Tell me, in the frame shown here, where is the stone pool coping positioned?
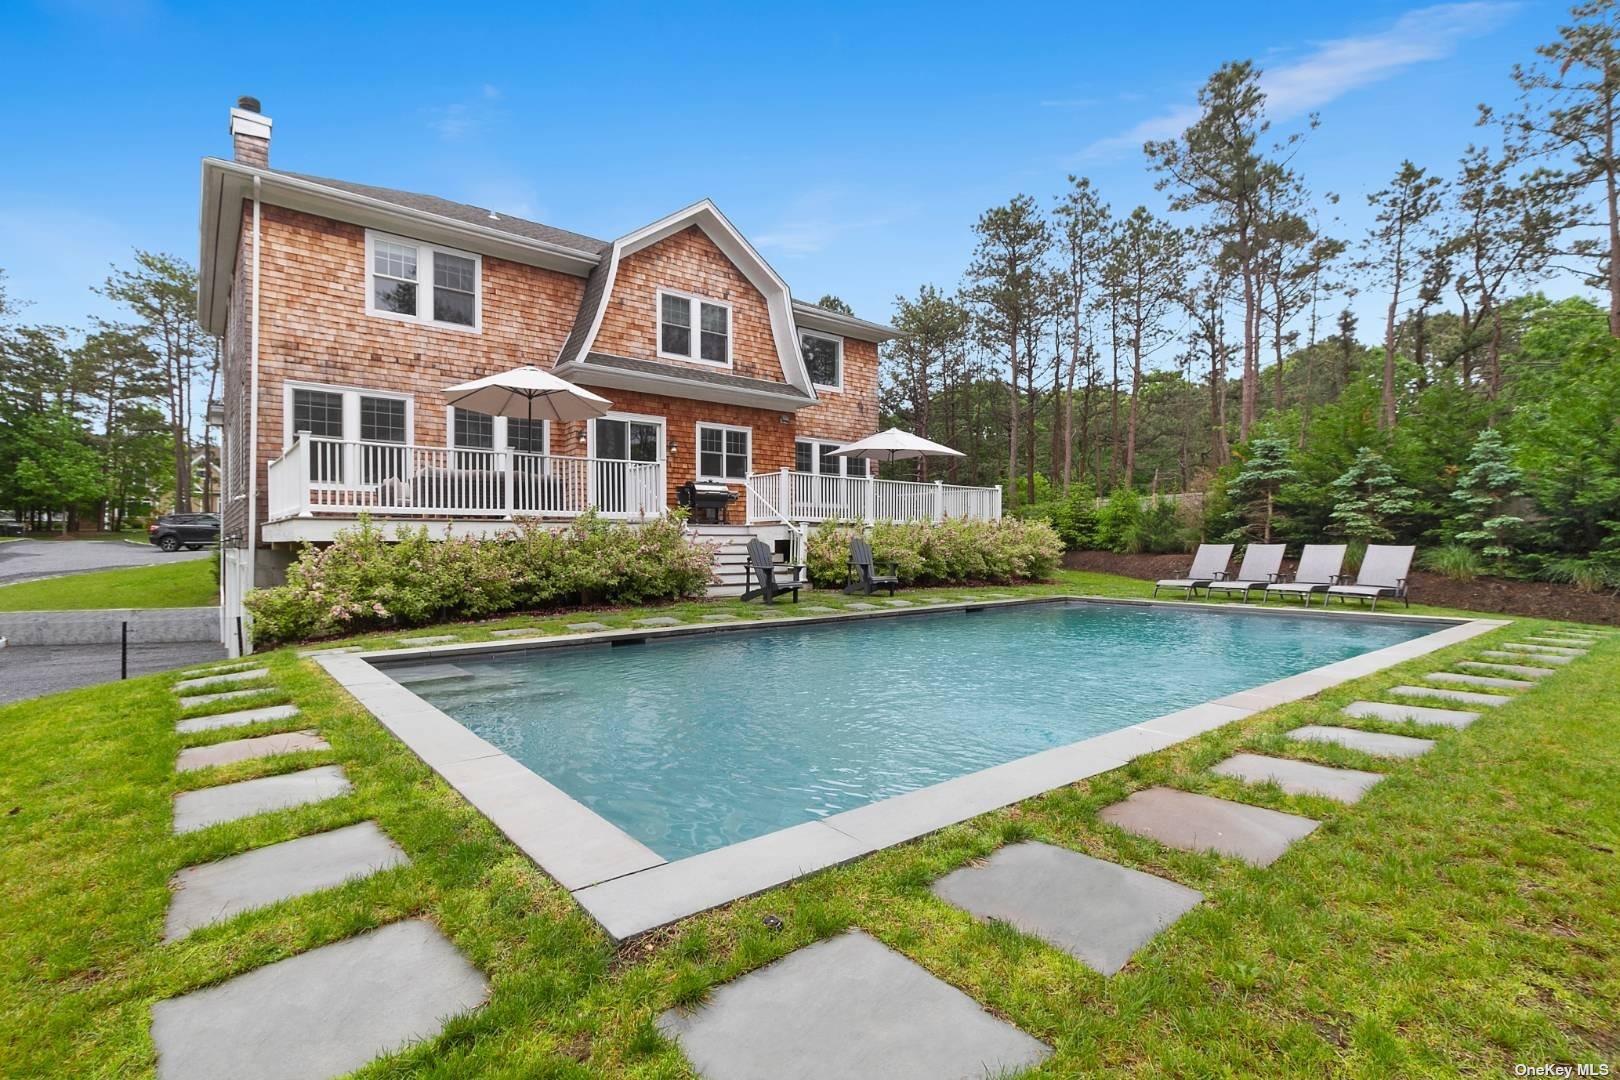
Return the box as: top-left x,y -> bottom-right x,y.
314,597 -> 1506,941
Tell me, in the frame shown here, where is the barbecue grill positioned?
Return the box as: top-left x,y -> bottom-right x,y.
677,480 -> 738,524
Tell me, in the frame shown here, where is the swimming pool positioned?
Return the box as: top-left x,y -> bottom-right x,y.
383,601 -> 1433,861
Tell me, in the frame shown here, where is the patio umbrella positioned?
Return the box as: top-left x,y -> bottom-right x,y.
442,365 -> 612,431
830,428 -> 966,464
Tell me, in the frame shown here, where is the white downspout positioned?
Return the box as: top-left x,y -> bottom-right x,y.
244,177 -> 263,650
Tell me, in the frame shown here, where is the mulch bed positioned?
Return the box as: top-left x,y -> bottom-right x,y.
1063,549 -> 1620,626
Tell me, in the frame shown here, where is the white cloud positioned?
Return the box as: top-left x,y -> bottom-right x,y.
754,188 -> 894,258
1079,2 -> 1518,159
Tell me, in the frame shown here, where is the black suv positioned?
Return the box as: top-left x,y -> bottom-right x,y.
148,513 -> 219,552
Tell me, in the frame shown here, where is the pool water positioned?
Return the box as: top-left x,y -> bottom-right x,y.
390,603 -> 1431,860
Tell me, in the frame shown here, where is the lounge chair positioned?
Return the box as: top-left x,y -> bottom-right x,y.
1325,544 -> 1415,610
1152,543 -> 1235,599
1204,543 -> 1287,603
844,536 -> 900,596
1262,544 -> 1346,607
742,539 -> 803,604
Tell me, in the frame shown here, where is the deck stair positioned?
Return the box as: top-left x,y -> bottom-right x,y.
688,524 -> 759,599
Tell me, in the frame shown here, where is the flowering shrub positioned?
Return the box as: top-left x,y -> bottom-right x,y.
246,512 -> 715,644
805,517 -> 1062,588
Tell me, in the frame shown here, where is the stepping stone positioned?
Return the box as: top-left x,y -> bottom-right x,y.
880,599 -> 914,607
1527,636 -> 1593,646
177,704 -> 301,735
844,602 -> 879,611
177,731 -> 329,772
1287,725 -> 1435,759
298,646 -> 362,657
150,919 -> 487,1080
395,635 -> 458,645
490,627 -> 543,638
1389,684 -> 1512,707
1210,752 -> 1383,804
1503,643 -> 1584,656
566,621 -> 610,633
1426,671 -> 1533,691
164,822 -> 408,940
699,613 -> 741,622
1457,661 -> 1553,678
174,668 -> 271,693
955,594 -> 985,601
179,688 -> 277,709
181,661 -> 259,678
1098,787 -> 1319,867
391,664 -> 472,685
1482,649 -> 1571,665
634,616 -> 683,627
1341,700 -> 1479,729
656,931 -> 1049,1080
172,766 -> 352,834
932,842 -> 1202,975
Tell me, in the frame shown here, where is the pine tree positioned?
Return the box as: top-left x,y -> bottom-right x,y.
1226,436 -> 1297,542
1327,447 -> 1416,542
1450,428 -> 1525,562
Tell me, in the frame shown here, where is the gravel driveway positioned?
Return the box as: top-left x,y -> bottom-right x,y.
0,539 -> 211,585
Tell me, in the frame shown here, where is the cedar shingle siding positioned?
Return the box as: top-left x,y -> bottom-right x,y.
224,202 -> 882,537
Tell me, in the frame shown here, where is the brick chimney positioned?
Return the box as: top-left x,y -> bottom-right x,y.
229,95 -> 271,168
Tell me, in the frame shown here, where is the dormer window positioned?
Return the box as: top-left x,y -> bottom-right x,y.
658,289 -> 730,366
800,329 -> 843,390
365,230 -> 480,331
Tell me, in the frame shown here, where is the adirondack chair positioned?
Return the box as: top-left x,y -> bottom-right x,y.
742,539 -> 803,604
1326,545 -> 1415,610
844,536 -> 900,596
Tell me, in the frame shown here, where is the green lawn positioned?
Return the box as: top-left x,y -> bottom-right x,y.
2,572 -> 1616,1076
0,558 -> 216,611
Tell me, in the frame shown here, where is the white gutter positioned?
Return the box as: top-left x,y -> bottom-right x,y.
246,177 -> 262,608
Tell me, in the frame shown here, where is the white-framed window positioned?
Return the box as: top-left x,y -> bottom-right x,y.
794,438 -> 865,477
365,229 -> 481,331
800,329 -> 844,390
447,407 -> 550,457
283,381 -> 414,485
697,422 -> 751,481
658,289 -> 731,366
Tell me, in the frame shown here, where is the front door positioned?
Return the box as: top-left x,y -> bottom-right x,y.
592,415 -> 662,514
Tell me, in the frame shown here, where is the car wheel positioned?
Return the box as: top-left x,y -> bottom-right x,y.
159,536 -> 180,552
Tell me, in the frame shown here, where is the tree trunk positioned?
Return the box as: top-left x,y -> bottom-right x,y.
1240,260 -> 1257,440
1381,223 -> 1404,429
1025,335 -> 1038,503
1006,328 -> 1019,506
1607,92 -> 1620,338
1125,338 -> 1142,483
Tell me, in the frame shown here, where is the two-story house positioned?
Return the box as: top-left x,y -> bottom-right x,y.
200,97 -> 998,650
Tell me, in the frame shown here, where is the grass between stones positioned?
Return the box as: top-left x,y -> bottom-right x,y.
0,558 -> 216,611
0,570 -> 1616,1076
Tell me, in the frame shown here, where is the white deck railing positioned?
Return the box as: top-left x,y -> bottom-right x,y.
266,435 -> 665,522
746,468 -> 1001,526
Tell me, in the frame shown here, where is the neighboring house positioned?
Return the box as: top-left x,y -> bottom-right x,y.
199,97 -> 998,652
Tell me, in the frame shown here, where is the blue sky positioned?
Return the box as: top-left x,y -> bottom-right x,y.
0,0 -> 1572,336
